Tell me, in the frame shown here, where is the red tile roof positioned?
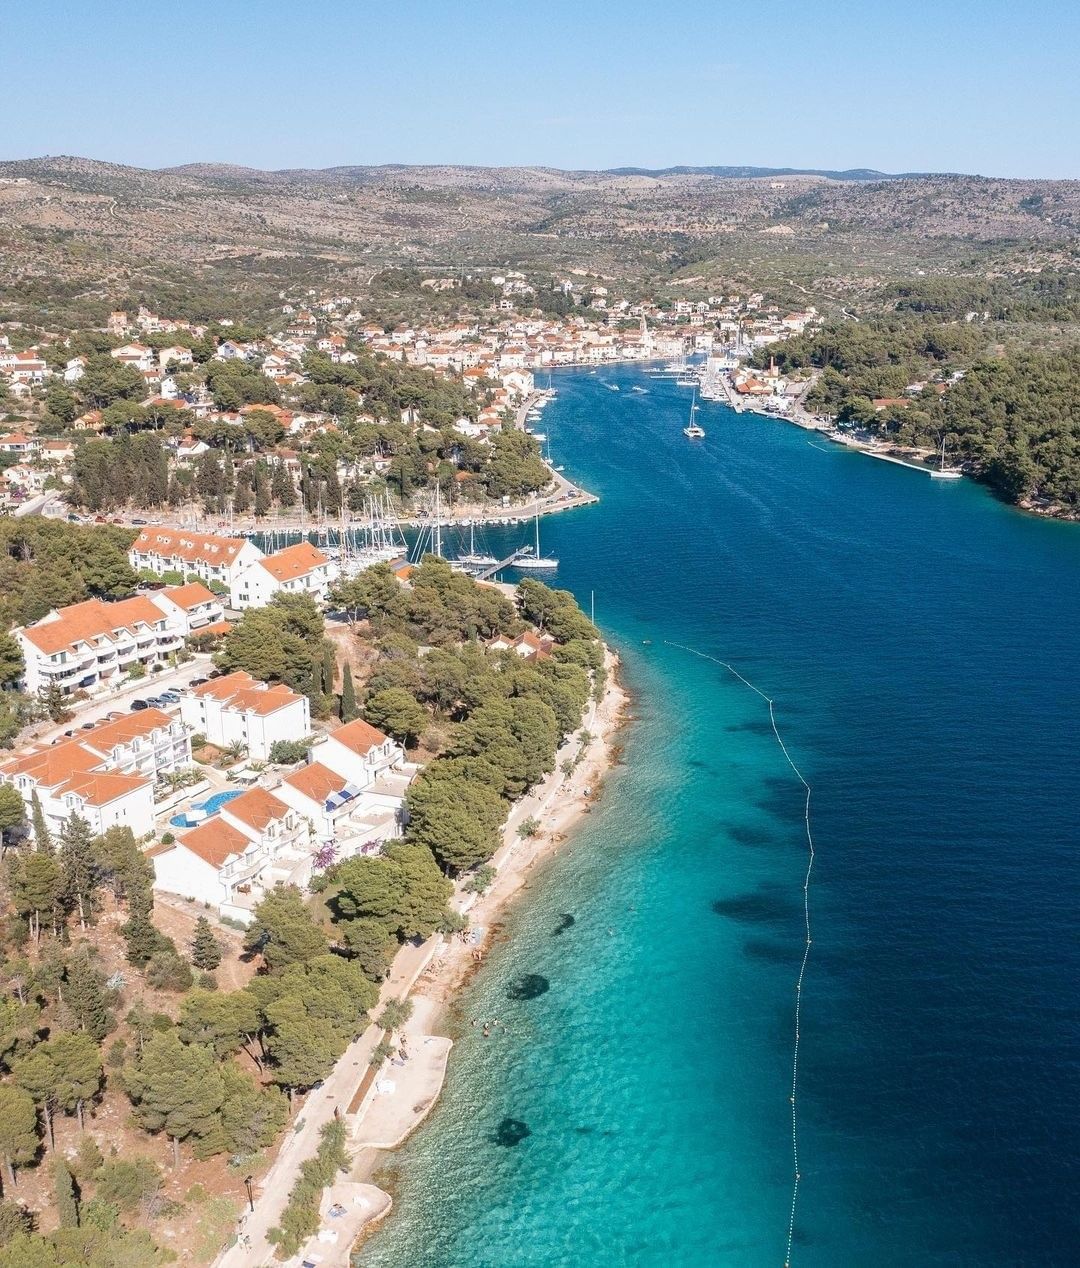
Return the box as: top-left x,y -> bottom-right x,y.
221,786 -> 291,834
159,582 -> 219,611
329,718 -> 389,756
178,819 -> 251,869
284,761 -> 344,803
19,596 -> 166,657
255,541 -> 329,583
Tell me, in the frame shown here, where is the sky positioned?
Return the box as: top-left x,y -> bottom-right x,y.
6,0 -> 1080,179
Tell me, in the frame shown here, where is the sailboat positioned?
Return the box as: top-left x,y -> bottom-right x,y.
929,435 -> 962,480
683,389 -> 706,438
515,513 -> 558,570
458,522 -> 497,568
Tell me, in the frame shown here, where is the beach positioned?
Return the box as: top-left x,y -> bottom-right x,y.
260,648 -> 629,1266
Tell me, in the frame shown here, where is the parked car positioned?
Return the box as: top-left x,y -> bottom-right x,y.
81,721 -> 96,730
130,700 -> 149,711
207,668 -> 225,679
189,677 -> 208,687
159,691 -> 180,704
131,518 -> 148,526
145,697 -> 166,708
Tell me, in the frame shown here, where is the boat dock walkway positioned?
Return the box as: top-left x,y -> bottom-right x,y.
464,547 -> 535,580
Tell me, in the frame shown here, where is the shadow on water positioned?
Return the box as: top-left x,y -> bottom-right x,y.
506,973 -> 551,1001
741,938 -> 796,965
491,1118 -> 531,1147
711,887 -> 802,925
724,822 -> 779,847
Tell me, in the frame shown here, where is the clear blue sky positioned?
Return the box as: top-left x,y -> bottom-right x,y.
7,0 -> 1080,178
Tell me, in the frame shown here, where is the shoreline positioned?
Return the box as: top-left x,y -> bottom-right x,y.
343,648 -> 630,1258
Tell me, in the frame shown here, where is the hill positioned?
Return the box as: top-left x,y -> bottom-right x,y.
1,155 -> 1079,324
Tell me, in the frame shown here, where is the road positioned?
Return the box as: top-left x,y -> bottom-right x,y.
24,654 -> 215,746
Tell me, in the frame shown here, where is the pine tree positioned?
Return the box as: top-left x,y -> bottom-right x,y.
0,1085 -> 38,1192
65,948 -> 114,1043
253,462 -> 272,518
11,851 -> 63,941
124,1031 -> 225,1169
189,917 -> 222,972
0,787 -> 25,857
271,462 -> 296,507
59,814 -> 100,930
53,1156 -> 79,1228
30,792 -> 51,855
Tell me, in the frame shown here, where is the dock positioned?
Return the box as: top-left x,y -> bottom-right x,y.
461,547 -> 536,580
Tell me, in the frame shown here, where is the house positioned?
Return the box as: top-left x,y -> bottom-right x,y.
150,786 -> 308,922
0,433 -> 39,456
0,707 -> 191,837
129,527 -> 262,590
40,439 -> 75,463
3,351 -> 48,384
63,357 -> 86,383
110,343 -> 155,373
157,345 -> 193,369
151,582 -> 225,636
175,433 -> 209,461
179,671 -> 310,760
276,758 -> 408,849
13,595 -> 185,697
229,541 -> 336,609
315,717 -> 404,788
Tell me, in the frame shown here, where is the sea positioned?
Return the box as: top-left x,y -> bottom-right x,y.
358,364 -> 1080,1267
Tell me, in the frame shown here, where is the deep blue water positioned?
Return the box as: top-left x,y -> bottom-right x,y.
361,365 -> 1080,1266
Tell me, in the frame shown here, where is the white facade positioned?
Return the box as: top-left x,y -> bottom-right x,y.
179,671 -> 310,760
151,786 -> 311,922
14,596 -> 185,698
0,707 -> 191,838
315,718 -> 405,788
229,542 -> 336,610
129,528 -> 262,591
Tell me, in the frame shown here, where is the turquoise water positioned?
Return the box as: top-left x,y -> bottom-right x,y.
361,366 -> 1080,1266
169,787 -> 243,828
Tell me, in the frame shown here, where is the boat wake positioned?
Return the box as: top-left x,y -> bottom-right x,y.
663,641 -> 815,1268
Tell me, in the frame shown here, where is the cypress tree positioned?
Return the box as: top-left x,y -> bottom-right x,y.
30,792 -> 52,855
189,917 -> 222,972
53,1156 -> 79,1228
321,645 -> 336,697
340,664 -> 358,721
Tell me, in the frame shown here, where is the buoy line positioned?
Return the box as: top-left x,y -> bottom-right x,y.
663,641 -> 814,1267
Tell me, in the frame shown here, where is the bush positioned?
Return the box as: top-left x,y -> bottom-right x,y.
463,864 -> 496,895
517,817 -> 540,839
266,1120 -> 348,1259
160,831 -> 174,845
376,998 -> 413,1031
95,1157 -> 163,1212
268,738 -> 312,765
145,951 -> 194,992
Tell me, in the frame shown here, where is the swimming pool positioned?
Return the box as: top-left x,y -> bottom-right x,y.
169,788 -> 244,829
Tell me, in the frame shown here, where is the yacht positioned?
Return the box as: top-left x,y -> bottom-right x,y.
929,436 -> 963,480
683,390 -> 706,439
457,523 -> 498,568
515,513 -> 558,570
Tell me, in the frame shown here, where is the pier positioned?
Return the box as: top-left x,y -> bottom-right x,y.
460,547 -> 535,580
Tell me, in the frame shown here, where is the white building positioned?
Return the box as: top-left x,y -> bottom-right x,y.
150,582 -> 226,637
229,541 -> 336,610
179,671 -> 310,760
150,785 -> 310,922
0,709 -> 191,837
129,528 -> 262,591
14,595 -> 185,697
